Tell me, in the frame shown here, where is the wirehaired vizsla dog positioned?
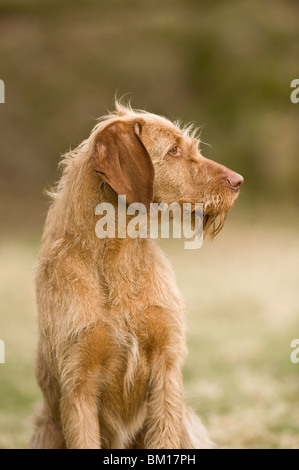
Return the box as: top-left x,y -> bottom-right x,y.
29,102 -> 243,449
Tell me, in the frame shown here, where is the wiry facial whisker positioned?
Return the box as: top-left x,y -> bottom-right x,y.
203,212 -> 227,238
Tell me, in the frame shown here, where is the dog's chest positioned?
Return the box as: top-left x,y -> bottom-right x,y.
96,241 -> 186,440
97,326 -> 150,439
98,303 -> 184,412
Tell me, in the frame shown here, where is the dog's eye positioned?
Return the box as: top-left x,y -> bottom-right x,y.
168,146 -> 181,157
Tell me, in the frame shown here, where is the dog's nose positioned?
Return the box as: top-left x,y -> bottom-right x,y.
226,171 -> 244,190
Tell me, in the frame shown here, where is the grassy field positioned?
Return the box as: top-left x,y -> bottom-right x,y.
0,210 -> 299,448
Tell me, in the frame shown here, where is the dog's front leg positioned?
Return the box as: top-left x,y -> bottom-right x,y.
60,381 -> 100,449
59,325 -> 104,449
144,356 -> 184,449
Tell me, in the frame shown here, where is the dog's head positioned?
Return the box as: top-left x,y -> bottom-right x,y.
92,102 -> 243,236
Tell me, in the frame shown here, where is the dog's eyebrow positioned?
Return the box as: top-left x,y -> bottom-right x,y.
190,138 -> 200,150
170,132 -> 183,142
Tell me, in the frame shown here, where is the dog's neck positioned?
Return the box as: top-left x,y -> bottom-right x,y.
47,156 -> 153,257
43,155 -> 176,307
97,180 -> 155,254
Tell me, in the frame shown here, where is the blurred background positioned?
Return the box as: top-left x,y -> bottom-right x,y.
0,0 -> 298,448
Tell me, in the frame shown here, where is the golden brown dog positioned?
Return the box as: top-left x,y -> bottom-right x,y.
29,102 -> 243,449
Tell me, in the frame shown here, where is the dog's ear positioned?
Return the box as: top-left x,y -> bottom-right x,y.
92,121 -> 154,208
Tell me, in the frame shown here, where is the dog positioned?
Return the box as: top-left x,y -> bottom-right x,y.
29,101 -> 243,449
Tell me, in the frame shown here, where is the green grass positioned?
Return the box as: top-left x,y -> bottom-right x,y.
0,215 -> 299,448
0,238 -> 41,448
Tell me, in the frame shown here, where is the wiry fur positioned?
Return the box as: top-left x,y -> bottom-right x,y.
29,102 -> 242,449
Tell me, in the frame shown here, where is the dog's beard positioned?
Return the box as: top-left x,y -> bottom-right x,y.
203,212 -> 227,238
202,190 -> 238,238
188,208 -> 227,239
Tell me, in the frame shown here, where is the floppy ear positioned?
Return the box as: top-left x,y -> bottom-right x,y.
92,121 -> 154,208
